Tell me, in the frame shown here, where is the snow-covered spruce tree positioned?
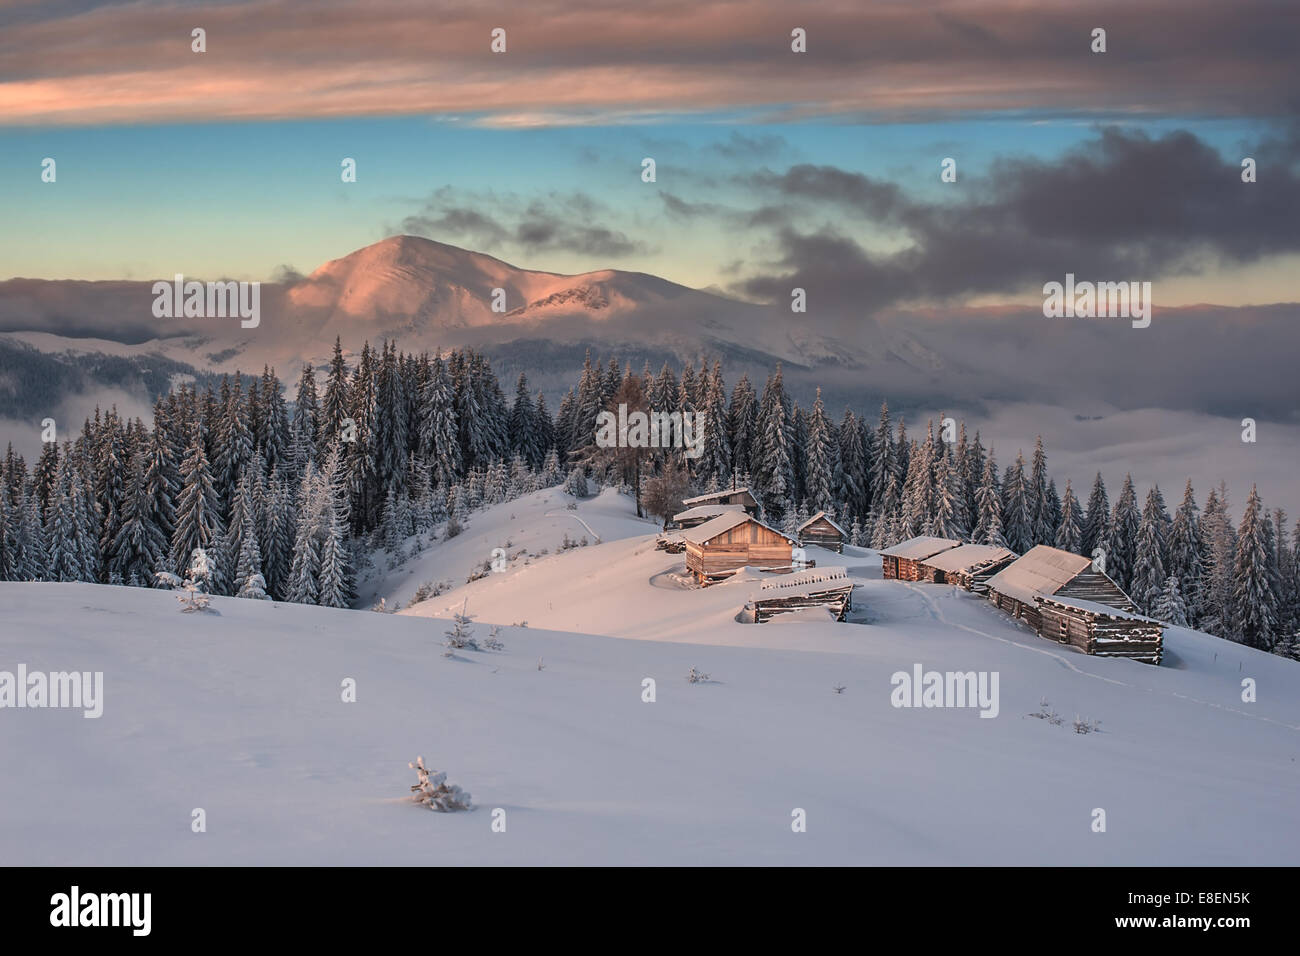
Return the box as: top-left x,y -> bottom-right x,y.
1131,486 -> 1170,614
540,448 -> 563,488
171,421 -> 225,576
868,402 -> 894,515
407,756 -> 472,812
291,361 -> 319,477
1080,472 -> 1110,560
927,450 -> 964,541
110,452 -> 168,587
286,465 -> 323,604
1000,452 -> 1032,555
835,409 -> 869,521
697,361 -> 733,489
802,388 -> 836,515
234,504 -> 268,599
1231,485 -> 1278,649
317,511 -> 349,608
1054,479 -> 1083,554
443,599 -> 478,650
1105,475 -> 1140,593
563,467 -> 589,499
1197,485 -> 1236,636
1167,479 -> 1203,618
1152,575 -> 1188,627
972,453 -> 1005,547
177,547 -> 215,612
754,365 -> 793,519
726,374 -> 759,478
1028,436 -> 1052,547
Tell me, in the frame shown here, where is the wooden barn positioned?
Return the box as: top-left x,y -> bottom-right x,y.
683,512 -> 796,585
1034,595 -> 1163,665
880,536 -> 961,580
797,511 -> 847,553
985,545 -> 1136,634
750,567 -> 854,622
916,544 -> 1017,591
679,487 -> 761,517
670,503 -> 745,530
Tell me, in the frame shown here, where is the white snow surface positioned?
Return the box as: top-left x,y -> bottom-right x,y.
2,490 -> 1298,865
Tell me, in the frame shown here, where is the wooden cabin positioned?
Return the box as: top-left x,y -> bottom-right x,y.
679,487 -> 761,517
750,567 -> 854,622
670,503 -> 745,530
916,544 -> 1017,591
1034,595 -> 1163,665
880,536 -> 961,580
986,545 -> 1135,634
797,511 -> 847,553
683,512 -> 795,585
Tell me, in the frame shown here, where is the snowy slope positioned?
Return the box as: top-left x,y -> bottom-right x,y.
2,494 -> 1298,865
357,486 -> 660,610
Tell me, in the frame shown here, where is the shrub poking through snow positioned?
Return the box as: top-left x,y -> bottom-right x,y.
1073,715 -> 1101,735
1029,697 -> 1063,725
444,599 -> 478,651
686,667 -> 711,683
407,756 -> 472,812
482,625 -> 505,651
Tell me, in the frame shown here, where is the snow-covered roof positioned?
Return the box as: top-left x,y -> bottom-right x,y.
879,536 -> 962,560
758,566 -> 850,596
681,511 -> 795,546
673,503 -> 745,522
1035,594 -> 1161,625
921,544 -> 1016,574
681,487 -> 754,506
797,511 -> 847,537
985,545 -> 1092,605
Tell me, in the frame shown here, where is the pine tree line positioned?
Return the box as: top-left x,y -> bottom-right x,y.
0,342 -> 1295,655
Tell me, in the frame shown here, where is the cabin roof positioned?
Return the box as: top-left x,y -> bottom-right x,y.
797,511 -> 847,537
1035,594 -> 1162,624
681,511 -> 795,546
879,536 -> 962,560
986,545 -> 1092,605
921,543 -> 1016,574
681,487 -> 754,506
672,503 -> 745,522
757,566 -> 849,596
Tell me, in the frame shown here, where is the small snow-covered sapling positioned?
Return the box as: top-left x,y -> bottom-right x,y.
407,756 -> 472,812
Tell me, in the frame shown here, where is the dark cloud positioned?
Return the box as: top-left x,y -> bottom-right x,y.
400,188 -> 651,258
730,126 -> 1300,313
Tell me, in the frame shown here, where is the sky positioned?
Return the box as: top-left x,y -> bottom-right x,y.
1,0 -> 1298,311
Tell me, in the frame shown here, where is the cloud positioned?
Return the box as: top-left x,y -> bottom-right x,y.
2,0 -> 1297,125
398,188 -> 651,258
728,126 -> 1300,313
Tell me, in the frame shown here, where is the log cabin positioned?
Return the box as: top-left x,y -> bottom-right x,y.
683,512 -> 796,585
916,544 -> 1017,591
797,511 -> 847,553
1034,594 -> 1163,664
750,566 -> 854,622
679,487 -> 761,516
670,503 -> 745,530
880,536 -> 962,580
985,545 -> 1135,634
